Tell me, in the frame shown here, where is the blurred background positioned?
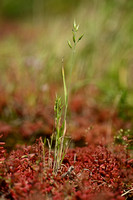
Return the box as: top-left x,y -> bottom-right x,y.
0,0 -> 133,148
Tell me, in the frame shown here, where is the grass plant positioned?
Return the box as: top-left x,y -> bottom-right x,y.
41,21 -> 84,175
52,21 -> 83,174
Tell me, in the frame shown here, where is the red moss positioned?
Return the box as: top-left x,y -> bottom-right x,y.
0,139 -> 132,200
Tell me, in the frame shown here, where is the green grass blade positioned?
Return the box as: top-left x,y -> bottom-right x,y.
62,67 -> 68,107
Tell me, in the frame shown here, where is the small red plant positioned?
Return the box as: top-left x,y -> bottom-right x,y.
0,139 -> 132,200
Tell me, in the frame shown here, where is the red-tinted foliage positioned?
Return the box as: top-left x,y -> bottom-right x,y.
0,122 -> 12,138
0,138 -> 132,200
0,85 -> 133,199
0,134 -> 6,163
0,85 -> 132,149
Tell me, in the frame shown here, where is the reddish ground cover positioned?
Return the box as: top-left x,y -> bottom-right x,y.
0,85 -> 132,149
0,85 -> 133,199
0,137 -> 133,200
